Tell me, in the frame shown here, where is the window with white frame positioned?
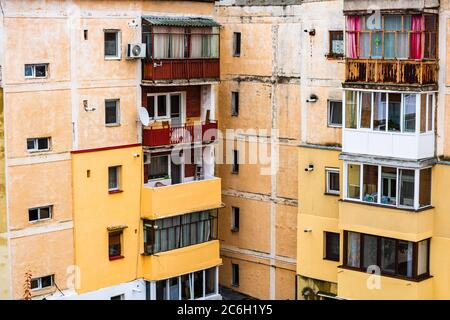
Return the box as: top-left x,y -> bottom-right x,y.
28,205 -> 52,222
151,267 -> 218,300
148,155 -> 170,181
31,275 -> 54,291
108,166 -> 121,192
147,93 -> 183,120
344,162 -> 432,209
344,91 -> 435,133
27,137 -> 51,152
25,64 -> 48,79
105,99 -> 120,125
328,100 -> 342,127
104,30 -> 121,59
325,168 -> 340,195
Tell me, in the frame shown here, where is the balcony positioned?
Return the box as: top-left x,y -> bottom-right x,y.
143,59 -> 220,82
345,59 -> 438,86
338,200 -> 433,242
142,122 -> 218,148
141,240 -> 221,281
141,177 -> 222,220
337,268 -> 434,300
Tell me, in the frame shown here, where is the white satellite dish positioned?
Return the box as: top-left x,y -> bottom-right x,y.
139,107 -> 150,126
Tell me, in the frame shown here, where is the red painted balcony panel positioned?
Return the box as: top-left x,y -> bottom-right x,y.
143,59 -> 220,81
143,122 -> 218,147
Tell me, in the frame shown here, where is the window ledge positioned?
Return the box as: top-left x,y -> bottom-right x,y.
231,284 -> 239,288
324,192 -> 340,197
337,265 -> 433,283
323,257 -> 340,262
104,57 -> 121,61
109,255 -> 124,261
339,199 -> 434,213
231,228 -> 239,233
105,123 -> 121,127
326,54 -> 344,60
108,189 -> 123,194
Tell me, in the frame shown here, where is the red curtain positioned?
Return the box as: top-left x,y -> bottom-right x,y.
346,16 -> 361,58
410,15 -> 423,59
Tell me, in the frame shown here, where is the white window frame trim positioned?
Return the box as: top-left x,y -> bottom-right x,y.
31,275 -> 54,291
24,63 -> 49,79
147,92 -> 186,122
105,99 -> 121,126
28,205 -> 53,223
27,137 -> 51,153
108,166 -> 121,192
104,29 -> 122,60
325,167 -> 340,195
328,100 -> 343,128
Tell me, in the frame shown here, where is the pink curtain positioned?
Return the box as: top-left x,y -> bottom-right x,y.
346,16 -> 361,58
410,15 -> 423,59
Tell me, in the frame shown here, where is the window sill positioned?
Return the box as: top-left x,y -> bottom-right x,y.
339,199 -> 434,213
231,228 -> 239,233
27,149 -> 51,154
104,56 -> 121,61
29,218 -> 52,224
327,124 -> 342,129
338,265 -> 433,283
109,255 -> 124,261
108,189 -> 123,194
231,171 -> 239,175
323,257 -> 340,262
324,192 -> 340,197
105,123 -> 121,127
231,284 -> 239,288
326,54 -> 344,60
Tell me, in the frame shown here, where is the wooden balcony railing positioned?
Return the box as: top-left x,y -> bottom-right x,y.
142,121 -> 218,147
143,59 -> 220,81
345,58 -> 438,85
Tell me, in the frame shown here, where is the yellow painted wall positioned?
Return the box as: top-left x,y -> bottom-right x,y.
72,145 -> 142,294
140,240 -> 221,281
141,177 -> 222,220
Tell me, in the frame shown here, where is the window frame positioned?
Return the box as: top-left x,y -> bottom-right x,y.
108,230 -> 124,260
344,162 -> 432,210
108,165 -> 122,192
231,206 -> 240,232
343,231 -> 431,281
324,231 -> 341,262
328,100 -> 343,127
104,29 -> 121,60
146,92 -> 184,121
231,91 -> 239,117
26,137 -> 51,152
328,30 -> 344,58
148,154 -> 171,182
30,275 -> 54,291
28,205 -> 53,223
325,168 -> 340,195
105,99 -> 120,126
24,63 -> 49,79
233,32 -> 241,57
231,149 -> 239,174
231,263 -> 239,287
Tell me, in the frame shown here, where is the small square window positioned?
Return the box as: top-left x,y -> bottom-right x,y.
28,205 -> 52,222
324,232 -> 340,261
231,263 -> 239,286
231,207 -> 240,232
24,64 -> 48,79
27,137 -> 50,152
109,231 -> 123,259
328,31 -> 344,58
108,166 -> 121,192
31,275 -> 54,291
233,32 -> 241,57
328,101 -> 342,127
105,99 -> 120,125
231,92 -> 239,116
326,168 -> 340,195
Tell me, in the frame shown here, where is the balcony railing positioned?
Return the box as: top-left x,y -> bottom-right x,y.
345,58 -> 438,85
143,59 -> 220,81
142,121 -> 218,147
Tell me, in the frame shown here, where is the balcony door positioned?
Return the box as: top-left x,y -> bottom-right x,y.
171,161 -> 182,185
170,94 -> 182,127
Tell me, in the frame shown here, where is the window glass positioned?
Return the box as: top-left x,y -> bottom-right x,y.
25,65 -> 33,77
157,95 -> 167,118
147,96 -> 155,118
371,32 -> 383,58
39,207 -> 51,220
327,170 -> 340,193
346,232 -> 360,268
41,275 -> 53,288
419,168 -> 432,207
329,101 -> 342,126
399,169 -> 415,207
363,165 -> 378,203
27,139 -> 35,150
388,93 -> 401,132
345,91 -> 357,128
417,239 -> 429,276
325,232 -> 340,261
149,156 -> 169,180
181,274 -> 192,300
403,94 -> 416,132
105,100 -> 118,124
397,240 -> 413,278
108,166 -> 119,190
381,238 -> 396,273
205,267 -> 216,295
373,92 -> 387,131
381,167 -> 397,205
360,93 -> 371,129
427,94 -> 433,131
359,32 -> 371,58
384,33 -> 395,58
156,280 -> 167,300
231,92 -> 239,116
169,277 -> 179,300
233,32 -> 241,56
330,31 -> 344,55
232,264 -> 239,286
105,31 -> 118,57
28,208 -> 39,221
35,65 -> 47,77
347,164 -> 361,200
362,234 -> 378,269
193,271 -> 204,299
420,94 -> 427,133
108,232 -> 121,258
37,138 -> 49,150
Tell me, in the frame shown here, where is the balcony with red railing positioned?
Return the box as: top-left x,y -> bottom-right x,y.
143,59 -> 220,81
142,121 -> 218,148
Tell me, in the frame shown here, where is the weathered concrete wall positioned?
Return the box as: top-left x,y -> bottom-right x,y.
343,0 -> 440,12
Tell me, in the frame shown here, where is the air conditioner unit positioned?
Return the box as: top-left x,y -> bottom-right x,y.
127,43 -> 146,59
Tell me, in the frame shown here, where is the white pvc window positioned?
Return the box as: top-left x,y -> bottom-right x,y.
344,90 -> 435,134
104,30 -> 121,59
31,275 -> 54,291
25,64 -> 48,78
147,93 -> 183,120
326,168 -> 340,194
344,162 -> 432,210
27,137 -> 50,152
28,205 -> 52,222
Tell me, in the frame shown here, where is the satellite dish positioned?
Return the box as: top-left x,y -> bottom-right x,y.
139,107 -> 150,126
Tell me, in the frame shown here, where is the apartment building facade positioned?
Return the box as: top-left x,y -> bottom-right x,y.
0,0 -> 222,300
298,0 -> 450,300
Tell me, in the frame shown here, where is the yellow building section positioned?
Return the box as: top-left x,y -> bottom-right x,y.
72,144 -> 142,294
297,146 -> 342,282
141,177 -> 222,220
139,240 -> 221,281
0,87 -> 11,299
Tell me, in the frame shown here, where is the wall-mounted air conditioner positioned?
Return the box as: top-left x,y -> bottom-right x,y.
127,43 -> 146,59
